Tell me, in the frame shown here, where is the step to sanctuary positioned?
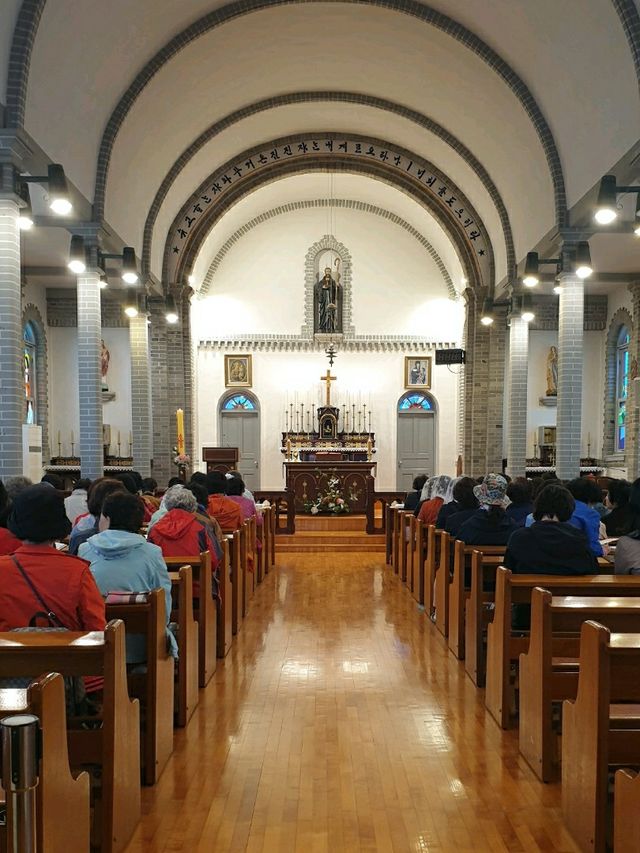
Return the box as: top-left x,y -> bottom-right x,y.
275,514 -> 385,553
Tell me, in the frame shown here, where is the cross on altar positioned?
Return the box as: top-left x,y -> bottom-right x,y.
321,369 -> 337,406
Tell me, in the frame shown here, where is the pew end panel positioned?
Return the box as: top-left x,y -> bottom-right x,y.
218,538 -> 233,657
615,769 -> 640,853
169,567 -> 199,728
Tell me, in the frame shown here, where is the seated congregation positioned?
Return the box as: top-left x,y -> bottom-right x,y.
0,468 -> 275,852
392,470 -> 640,852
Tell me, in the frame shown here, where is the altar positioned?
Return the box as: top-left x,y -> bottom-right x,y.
284,461 -> 376,513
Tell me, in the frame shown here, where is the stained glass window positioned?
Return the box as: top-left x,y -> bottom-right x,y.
23,322 -> 36,425
223,394 -> 256,411
616,326 -> 630,452
398,393 -> 433,412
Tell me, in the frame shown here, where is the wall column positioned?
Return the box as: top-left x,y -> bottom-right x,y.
626,282 -> 640,479
129,308 -> 152,478
485,307 -> 508,473
77,268 -> 104,480
556,272 -> 584,480
149,296 -> 171,484
506,315 -> 529,479
0,194 -> 23,478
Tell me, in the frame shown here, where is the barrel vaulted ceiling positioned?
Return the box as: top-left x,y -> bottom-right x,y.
3,0 -> 640,292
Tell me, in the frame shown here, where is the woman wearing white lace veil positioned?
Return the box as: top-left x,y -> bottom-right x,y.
418,475 -> 452,526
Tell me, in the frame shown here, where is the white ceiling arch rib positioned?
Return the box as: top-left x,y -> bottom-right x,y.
140,90 -> 515,284
199,198 -> 458,299
164,135 -> 492,294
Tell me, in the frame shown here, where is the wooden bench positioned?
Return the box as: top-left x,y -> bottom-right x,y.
447,543 -> 506,662
217,537 -> 233,658
169,566 -> 199,728
519,589 -> 640,782
0,672 -> 91,853
562,623 -> 640,853
385,504 -> 394,566
0,621 -> 140,853
433,531 -> 451,636
106,589 -> 174,785
421,524 -> 439,614
485,568 -> 640,729
615,768 -> 640,853
165,552 -> 216,688
226,531 -> 243,635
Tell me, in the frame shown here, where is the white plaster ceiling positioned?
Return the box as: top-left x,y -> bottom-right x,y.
190,172 -> 466,293
3,0 -> 638,285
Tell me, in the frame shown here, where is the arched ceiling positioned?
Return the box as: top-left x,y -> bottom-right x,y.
3,0 -> 640,290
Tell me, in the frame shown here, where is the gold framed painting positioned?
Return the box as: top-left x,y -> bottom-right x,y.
225,354 -> 252,388
404,356 -> 432,389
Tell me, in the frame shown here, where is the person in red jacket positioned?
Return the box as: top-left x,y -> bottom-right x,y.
0,479 -> 21,556
205,471 -> 243,532
0,484 -> 106,632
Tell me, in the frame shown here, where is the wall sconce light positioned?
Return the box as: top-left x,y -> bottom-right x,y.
67,235 -> 86,274
22,164 -> 73,216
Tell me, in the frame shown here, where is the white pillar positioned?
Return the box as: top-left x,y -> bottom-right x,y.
0,196 -> 24,478
129,311 -> 152,477
556,272 -> 584,480
77,269 -> 104,480
507,315 -> 529,478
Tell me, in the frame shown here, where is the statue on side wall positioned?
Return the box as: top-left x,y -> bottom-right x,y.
546,345 -> 558,396
101,339 -> 110,391
314,259 -> 342,334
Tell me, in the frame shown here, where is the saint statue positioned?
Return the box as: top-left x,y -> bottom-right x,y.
315,264 -> 341,334
101,339 -> 110,391
546,345 -> 558,396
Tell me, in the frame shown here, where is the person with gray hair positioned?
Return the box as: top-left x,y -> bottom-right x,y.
148,485 -> 222,583
4,476 -> 32,501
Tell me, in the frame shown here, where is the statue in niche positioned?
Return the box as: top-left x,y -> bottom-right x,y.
101,339 -> 110,391
546,345 -> 558,396
314,259 -> 342,334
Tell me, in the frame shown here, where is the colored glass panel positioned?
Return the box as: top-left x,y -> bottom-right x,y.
223,394 -> 255,411
398,393 -> 432,411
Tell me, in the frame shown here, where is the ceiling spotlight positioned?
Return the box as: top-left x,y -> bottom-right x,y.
594,175 -> 618,225
47,164 -> 73,216
124,296 -> 138,318
99,274 -> 108,289
67,235 -> 86,274
480,297 -> 495,326
635,197 -> 640,237
165,294 -> 179,324
18,183 -> 33,230
575,241 -> 593,279
522,252 -> 539,287
121,247 -> 138,284
520,294 -> 535,323
553,283 -> 562,295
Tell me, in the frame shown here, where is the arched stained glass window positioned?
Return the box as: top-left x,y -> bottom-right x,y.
23,322 -> 37,425
398,393 -> 433,412
616,326 -> 630,451
223,394 -> 256,411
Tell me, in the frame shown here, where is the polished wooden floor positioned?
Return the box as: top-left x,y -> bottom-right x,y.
125,556 -> 578,852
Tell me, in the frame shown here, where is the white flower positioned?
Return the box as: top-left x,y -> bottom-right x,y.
311,506 -> 319,515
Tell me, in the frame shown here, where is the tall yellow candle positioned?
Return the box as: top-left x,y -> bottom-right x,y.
176,408 -> 185,454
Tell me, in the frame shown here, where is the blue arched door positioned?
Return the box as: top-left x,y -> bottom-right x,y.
396,392 -> 436,490
219,392 -> 261,490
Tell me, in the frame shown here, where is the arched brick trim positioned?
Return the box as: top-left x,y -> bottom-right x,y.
200,199 -> 456,300
141,92 -> 514,282
603,307 -> 633,459
21,303 -> 49,462
611,0 -> 640,87
92,0 -> 567,229
165,135 -> 492,295
4,0 -> 47,129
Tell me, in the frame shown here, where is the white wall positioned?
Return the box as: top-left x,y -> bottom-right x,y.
193,208 -> 464,490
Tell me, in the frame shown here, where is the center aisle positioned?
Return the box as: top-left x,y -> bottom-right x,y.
125,556 -> 576,853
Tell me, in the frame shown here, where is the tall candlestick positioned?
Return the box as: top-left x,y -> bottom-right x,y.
346,410 -> 350,431
358,409 -> 362,433
368,412 -> 372,435
176,409 -> 185,455
290,403 -> 293,426
285,411 -> 289,433
70,429 -> 74,444
296,410 -> 300,433
306,412 -> 310,436
352,404 -> 356,434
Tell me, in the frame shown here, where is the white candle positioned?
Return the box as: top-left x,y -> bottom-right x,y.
70,430 -> 74,444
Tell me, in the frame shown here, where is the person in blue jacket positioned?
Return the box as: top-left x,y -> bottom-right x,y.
565,477 -> 604,557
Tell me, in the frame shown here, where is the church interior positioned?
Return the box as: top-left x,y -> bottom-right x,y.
1,2 -> 640,851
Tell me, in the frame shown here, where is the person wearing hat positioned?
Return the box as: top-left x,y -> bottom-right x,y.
456,473 -> 517,546
0,484 -> 106,632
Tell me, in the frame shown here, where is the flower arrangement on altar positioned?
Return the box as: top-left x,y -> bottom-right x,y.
173,453 -> 191,466
304,471 -> 350,515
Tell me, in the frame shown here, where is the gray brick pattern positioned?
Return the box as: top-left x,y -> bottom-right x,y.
46,289 -> 130,328
91,0 -> 567,232
181,292 -> 195,465
485,307 -> 507,472
461,290 -> 492,475
149,297 -> 171,484
200,199 -> 456,300
140,92 -> 515,282
129,313 -> 152,477
4,0 -> 47,129
507,316 -> 529,478
603,306 -> 633,463
625,285 -> 640,478
556,274 -> 584,481
612,0 -> 640,86
76,271 -> 104,480
528,294 -> 607,331
0,198 -> 24,477
22,303 -> 49,462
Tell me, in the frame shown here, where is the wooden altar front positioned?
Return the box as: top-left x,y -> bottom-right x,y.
284,461 -> 376,513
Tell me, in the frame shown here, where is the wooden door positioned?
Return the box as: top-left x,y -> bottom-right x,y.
396,412 -> 435,491
220,410 -> 261,491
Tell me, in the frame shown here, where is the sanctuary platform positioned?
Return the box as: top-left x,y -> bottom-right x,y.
275,514 -> 385,553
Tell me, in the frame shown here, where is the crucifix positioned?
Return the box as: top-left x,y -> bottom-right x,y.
320,368 -> 337,406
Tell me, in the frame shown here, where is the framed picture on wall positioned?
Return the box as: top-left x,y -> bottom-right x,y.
404,356 -> 432,389
225,354 -> 252,388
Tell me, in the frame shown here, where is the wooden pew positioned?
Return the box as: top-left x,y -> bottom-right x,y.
385,504 -> 394,566
411,519 -> 425,604
434,531 -> 452,636
485,568 -> 640,729
519,589 -> 640,782
217,537 -> 233,658
447,543 -> 506,661
168,566 -> 199,727
562,623 -> 640,853
269,504 -> 276,569
464,548 -> 508,687
165,552 -> 216,688
245,517 -> 256,607
407,515 -> 417,595
0,672 -> 90,853
392,508 -> 403,577
615,769 -> 640,853
105,589 -> 174,785
0,621 -> 140,853
226,531 -> 243,635
399,512 -> 412,589
420,524 -> 439,614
